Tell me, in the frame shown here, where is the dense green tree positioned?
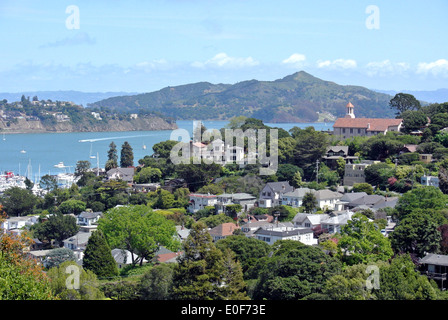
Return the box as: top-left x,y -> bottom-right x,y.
199,214 -> 235,228
134,166 -> 162,183
394,186 -> 448,220
364,162 -> 395,189
74,160 -> 91,177
215,235 -> 271,275
98,205 -> 180,266
174,160 -> 223,192
33,212 -> 79,247
82,230 -> 119,279
120,141 -> 134,167
39,174 -> 58,192
43,248 -> 76,269
153,188 -> 175,209
338,213 -> 393,265
58,199 -> 86,215
276,164 -> 302,182
152,140 -> 179,159
252,240 -> 341,300
401,110 -> 428,133
302,191 -> 318,213
352,183 -> 374,195
171,222 -> 248,300
292,127 -> 329,177
390,210 -> 442,258
389,93 -> 421,116
107,141 -> 118,168
0,186 -> 37,216
47,261 -> 105,300
140,264 -> 175,300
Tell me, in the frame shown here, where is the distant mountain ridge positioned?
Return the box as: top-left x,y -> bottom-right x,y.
373,89 -> 448,104
88,71 -> 399,123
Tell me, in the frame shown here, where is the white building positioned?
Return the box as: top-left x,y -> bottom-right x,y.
421,175 -> 439,188
282,188 -> 314,207
254,226 -> 317,246
321,211 -> 355,234
188,193 -> 218,213
259,181 -> 294,208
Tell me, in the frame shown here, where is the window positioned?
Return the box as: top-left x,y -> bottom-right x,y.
305,223 -> 311,228
350,128 -> 353,134
342,128 -> 346,133
358,129 -> 361,134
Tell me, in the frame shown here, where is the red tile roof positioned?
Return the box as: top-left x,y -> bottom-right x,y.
209,222 -> 240,237
333,118 -> 402,132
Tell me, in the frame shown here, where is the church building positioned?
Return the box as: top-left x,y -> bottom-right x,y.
333,102 -> 403,139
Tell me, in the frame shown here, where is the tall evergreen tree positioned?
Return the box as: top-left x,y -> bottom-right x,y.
107,141 -> 118,169
82,230 -> 119,279
170,222 -> 248,300
120,141 -> 134,168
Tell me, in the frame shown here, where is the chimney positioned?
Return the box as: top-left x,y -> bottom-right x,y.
367,123 -> 370,130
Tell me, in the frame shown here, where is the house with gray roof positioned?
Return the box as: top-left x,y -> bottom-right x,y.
77,211 -> 102,226
321,211 -> 355,234
215,193 -> 257,213
314,189 -> 343,211
335,192 -> 367,211
111,248 -> 148,268
420,253 -> 448,290
292,213 -> 329,229
258,181 -> 293,208
282,187 -> 314,208
106,167 -> 135,184
254,226 -> 317,246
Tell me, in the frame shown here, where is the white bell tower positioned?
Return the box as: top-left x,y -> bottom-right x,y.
345,102 -> 355,118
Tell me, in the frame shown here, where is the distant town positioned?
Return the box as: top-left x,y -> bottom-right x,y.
2,93 -> 448,301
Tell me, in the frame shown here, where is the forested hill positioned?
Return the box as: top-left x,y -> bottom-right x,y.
88,71 -> 396,123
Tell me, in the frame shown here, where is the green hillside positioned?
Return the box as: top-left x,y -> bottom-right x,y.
88,71 -> 395,122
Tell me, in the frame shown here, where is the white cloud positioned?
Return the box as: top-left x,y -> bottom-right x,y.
282,53 -> 306,65
417,59 -> 448,76
365,60 -> 410,76
191,53 -> 259,68
39,32 -> 96,48
317,58 -> 357,70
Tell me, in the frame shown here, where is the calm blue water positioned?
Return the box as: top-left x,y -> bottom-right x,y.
0,120 -> 333,180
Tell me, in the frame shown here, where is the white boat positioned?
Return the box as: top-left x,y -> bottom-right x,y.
54,162 -> 66,168
20,149 -> 26,154
142,144 -> 146,150
89,143 -> 96,159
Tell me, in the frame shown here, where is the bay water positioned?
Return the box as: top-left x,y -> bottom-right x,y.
0,120 -> 333,181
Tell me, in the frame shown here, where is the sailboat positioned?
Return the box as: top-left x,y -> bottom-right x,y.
89,143 -> 96,159
2,133 -> 5,141
142,143 -> 147,150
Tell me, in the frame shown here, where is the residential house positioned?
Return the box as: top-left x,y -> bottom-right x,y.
1,215 -> 39,233
215,193 -> 257,213
154,246 -> 183,264
175,225 -> 190,242
343,160 -> 379,186
321,211 -> 355,234
240,220 -> 290,238
258,181 -> 293,208
254,226 -> 317,246
419,253 -> 448,290
421,175 -> 439,188
188,193 -> 218,213
322,146 -> 358,170
111,248 -> 147,269
292,213 -> 329,229
282,187 -> 314,208
314,189 -> 343,211
163,178 -> 187,193
106,167 -> 135,184
333,102 -> 403,139
334,192 -> 368,211
77,211 -> 102,227
133,183 -> 160,193
419,154 -> 433,164
63,230 -> 94,262
346,194 -> 386,210
208,222 -> 240,242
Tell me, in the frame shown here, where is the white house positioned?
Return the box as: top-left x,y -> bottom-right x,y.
215,193 -> 257,213
292,213 -> 329,229
259,181 -> 294,208
282,187 -> 314,208
321,211 -> 355,234
254,226 -> 317,246
188,193 -> 218,213
77,211 -> 102,226
314,189 -> 343,211
421,175 -> 439,188
1,215 -> 39,233
111,248 -> 147,269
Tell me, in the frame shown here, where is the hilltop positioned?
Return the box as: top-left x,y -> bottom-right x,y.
88,71 -> 397,123
0,97 -> 177,134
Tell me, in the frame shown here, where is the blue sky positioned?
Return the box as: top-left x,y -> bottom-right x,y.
0,0 -> 447,93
